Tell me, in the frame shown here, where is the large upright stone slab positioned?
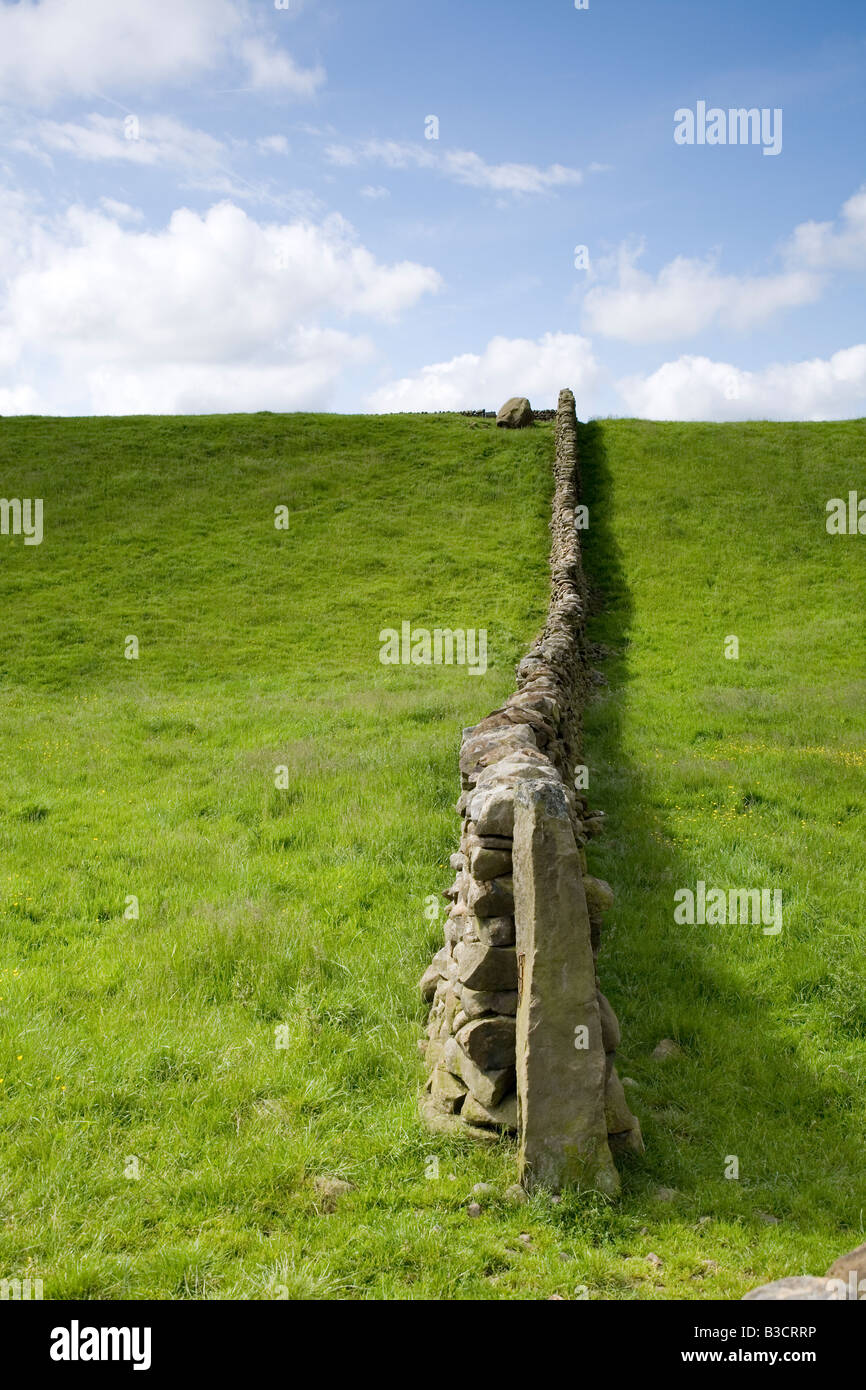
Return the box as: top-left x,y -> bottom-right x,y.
513,779 -> 619,1195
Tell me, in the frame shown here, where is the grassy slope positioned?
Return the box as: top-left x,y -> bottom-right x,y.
0,412 -> 554,1300
581,418 -> 866,1297
0,411 -> 863,1300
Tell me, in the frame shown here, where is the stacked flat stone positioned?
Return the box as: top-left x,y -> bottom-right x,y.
419,389 -> 642,1160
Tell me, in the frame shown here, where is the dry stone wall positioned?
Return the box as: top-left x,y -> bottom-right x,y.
457,408 -> 557,421
419,388 -> 642,1186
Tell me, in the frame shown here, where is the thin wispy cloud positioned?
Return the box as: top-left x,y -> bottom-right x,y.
325,139 -> 584,196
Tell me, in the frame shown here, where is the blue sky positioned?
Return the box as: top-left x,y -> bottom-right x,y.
1,0 -> 865,416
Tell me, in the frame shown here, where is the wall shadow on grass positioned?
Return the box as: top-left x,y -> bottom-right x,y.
577,419 -> 860,1246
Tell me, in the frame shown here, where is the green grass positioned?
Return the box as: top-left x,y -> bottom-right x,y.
0,410 -> 864,1300
580,418 -> 866,1297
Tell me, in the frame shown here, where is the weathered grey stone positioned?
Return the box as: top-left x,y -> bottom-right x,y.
463,1092 -> 518,1130
609,1127 -> 645,1157
471,1181 -> 498,1200
583,876 -> 614,916
448,908 -> 476,943
443,987 -> 459,1031
504,1182 -> 529,1205
419,1095 -> 497,1142
425,1039 -> 444,1071
742,1277 -> 848,1301
456,1016 -> 516,1071
456,942 -> 518,992
496,396 -> 533,429
444,915 -> 462,944
513,778 -> 620,1196
466,875 -> 514,918
430,1065 -> 468,1112
477,915 -> 515,947
469,783 -> 514,837
419,945 -> 451,1000
604,1067 -> 642,1151
460,724 -> 536,782
827,1242 -> 866,1282
461,985 -> 517,1019
419,961 -> 441,1002
467,755 -> 559,837
652,1038 -> 683,1061
475,751 -> 556,787
597,991 -> 621,1052
469,845 -> 513,880
443,1036 -> 514,1109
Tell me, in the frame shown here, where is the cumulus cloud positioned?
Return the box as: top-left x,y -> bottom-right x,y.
239,37 -> 324,97
583,185 -> 866,345
325,139 -> 583,196
368,333 -> 601,412
0,383 -> 42,413
0,0 -> 238,103
0,198 -> 440,412
617,346 -> 866,421
783,185 -> 866,271
583,242 -> 821,343
83,332 -> 373,414
0,0 -> 323,105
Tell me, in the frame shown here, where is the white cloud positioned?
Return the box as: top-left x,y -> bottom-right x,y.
0,198 -> 440,412
617,347 -> 866,421
0,0 -> 324,106
0,0 -> 240,104
257,135 -> 290,156
14,111 -> 313,204
240,37 -> 324,97
368,332 -> 601,412
360,185 -> 390,200
98,198 -> 145,222
583,184 -> 866,346
325,139 -> 583,196
36,112 -> 228,169
583,242 -> 821,343
784,185 -> 866,271
84,332 -> 372,414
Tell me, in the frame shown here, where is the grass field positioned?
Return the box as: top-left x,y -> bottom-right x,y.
0,411 -> 864,1300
